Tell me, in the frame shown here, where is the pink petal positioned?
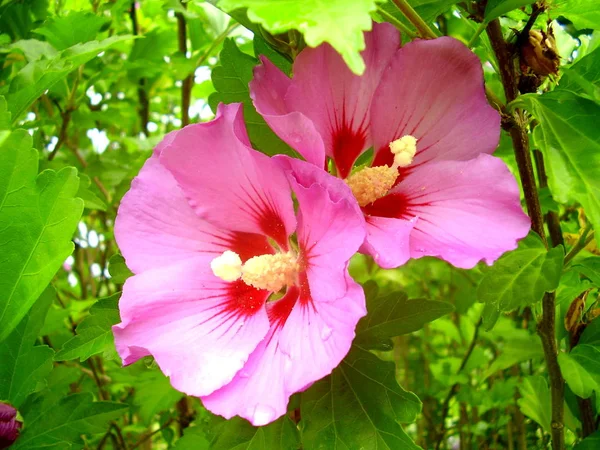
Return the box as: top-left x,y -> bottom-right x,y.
252,23 -> 399,178
113,257 -> 270,397
115,155 -> 272,274
159,103 -> 296,248
371,37 -> 500,170
276,156 -> 366,301
202,277 -> 365,426
360,215 -> 417,269
250,57 -> 326,168
387,154 -> 531,268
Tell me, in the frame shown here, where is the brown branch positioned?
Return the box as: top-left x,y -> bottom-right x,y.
176,2 -> 193,127
435,318 -> 482,450
533,149 -> 564,247
130,418 -> 175,449
130,2 -> 150,135
486,18 -> 564,449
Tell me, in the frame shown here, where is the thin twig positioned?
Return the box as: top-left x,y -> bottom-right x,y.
176,1 -> 193,127
435,318 -> 483,450
533,149 -> 564,247
376,6 -> 417,38
391,0 -> 438,38
130,1 -> 150,136
564,225 -> 594,265
130,418 -> 175,450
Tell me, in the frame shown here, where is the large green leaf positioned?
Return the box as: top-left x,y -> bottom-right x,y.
517,375 -> 551,433
7,35 -> 132,122
0,129 -> 83,342
0,287 -> 54,407
355,291 -> 453,349
12,393 -> 127,449
217,0 -> 377,74
553,0 -> 600,30
558,344 -> 600,398
559,47 -> 600,101
54,294 -> 120,362
575,430 -> 600,450
208,416 -> 300,450
209,39 -> 296,158
478,232 -> 564,328
301,345 -> 421,449
33,10 -> 109,50
519,91 -> 600,230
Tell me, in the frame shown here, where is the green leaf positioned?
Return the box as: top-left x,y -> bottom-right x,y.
558,344 -> 600,398
559,47 -> 600,101
519,91 -> 600,230
208,416 -> 300,450
484,0 -> 536,22
301,345 -> 421,449
355,291 -> 453,349
173,427 -> 210,450
7,35 -> 132,122
517,375 -> 551,433
34,11 -> 109,50
573,257 -> 600,286
210,39 -> 296,157
0,130 -> 83,342
11,392 -> 127,449
54,293 -> 120,362
108,254 -> 134,284
580,317 -> 600,346
76,173 -> 107,211
482,331 -> 544,379
553,0 -> 600,30
0,287 -> 54,407
478,232 -> 564,329
575,430 -> 600,450
217,0 -> 377,74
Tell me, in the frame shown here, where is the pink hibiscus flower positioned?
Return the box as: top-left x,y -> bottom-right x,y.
112,103 -> 366,425
251,22 -> 531,269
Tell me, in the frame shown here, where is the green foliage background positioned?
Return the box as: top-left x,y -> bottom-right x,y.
1,0 -> 600,449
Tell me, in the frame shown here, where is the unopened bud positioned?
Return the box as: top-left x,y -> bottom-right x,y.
0,402 -> 22,449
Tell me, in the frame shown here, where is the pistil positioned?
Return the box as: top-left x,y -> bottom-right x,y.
346,135 -> 417,207
211,250 -> 298,292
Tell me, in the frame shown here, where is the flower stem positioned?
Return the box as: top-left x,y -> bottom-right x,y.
376,6 -> 417,38
467,21 -> 487,48
486,18 -> 564,450
564,225 -> 594,265
390,0 -> 438,39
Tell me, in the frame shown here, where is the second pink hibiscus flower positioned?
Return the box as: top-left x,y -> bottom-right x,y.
251,22 -> 531,269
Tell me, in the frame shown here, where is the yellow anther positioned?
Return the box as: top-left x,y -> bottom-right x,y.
242,252 -> 298,291
389,135 -> 418,168
211,250 -> 242,281
346,165 -> 398,207
211,251 -> 298,291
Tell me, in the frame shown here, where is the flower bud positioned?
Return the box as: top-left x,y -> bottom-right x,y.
0,402 -> 22,449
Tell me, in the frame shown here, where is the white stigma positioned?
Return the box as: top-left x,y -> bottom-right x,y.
389,135 -> 418,168
210,250 -> 243,282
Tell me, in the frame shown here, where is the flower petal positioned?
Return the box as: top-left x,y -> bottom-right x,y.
360,215 -> 416,269
276,156 -> 366,301
250,57 -> 326,168
115,155 -> 272,274
113,257 -> 270,397
371,37 -> 500,169
159,103 -> 296,248
389,154 -> 531,268
202,276 -> 365,426
252,23 -> 399,178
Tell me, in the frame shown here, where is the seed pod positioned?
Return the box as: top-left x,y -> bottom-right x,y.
520,27 -> 560,77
